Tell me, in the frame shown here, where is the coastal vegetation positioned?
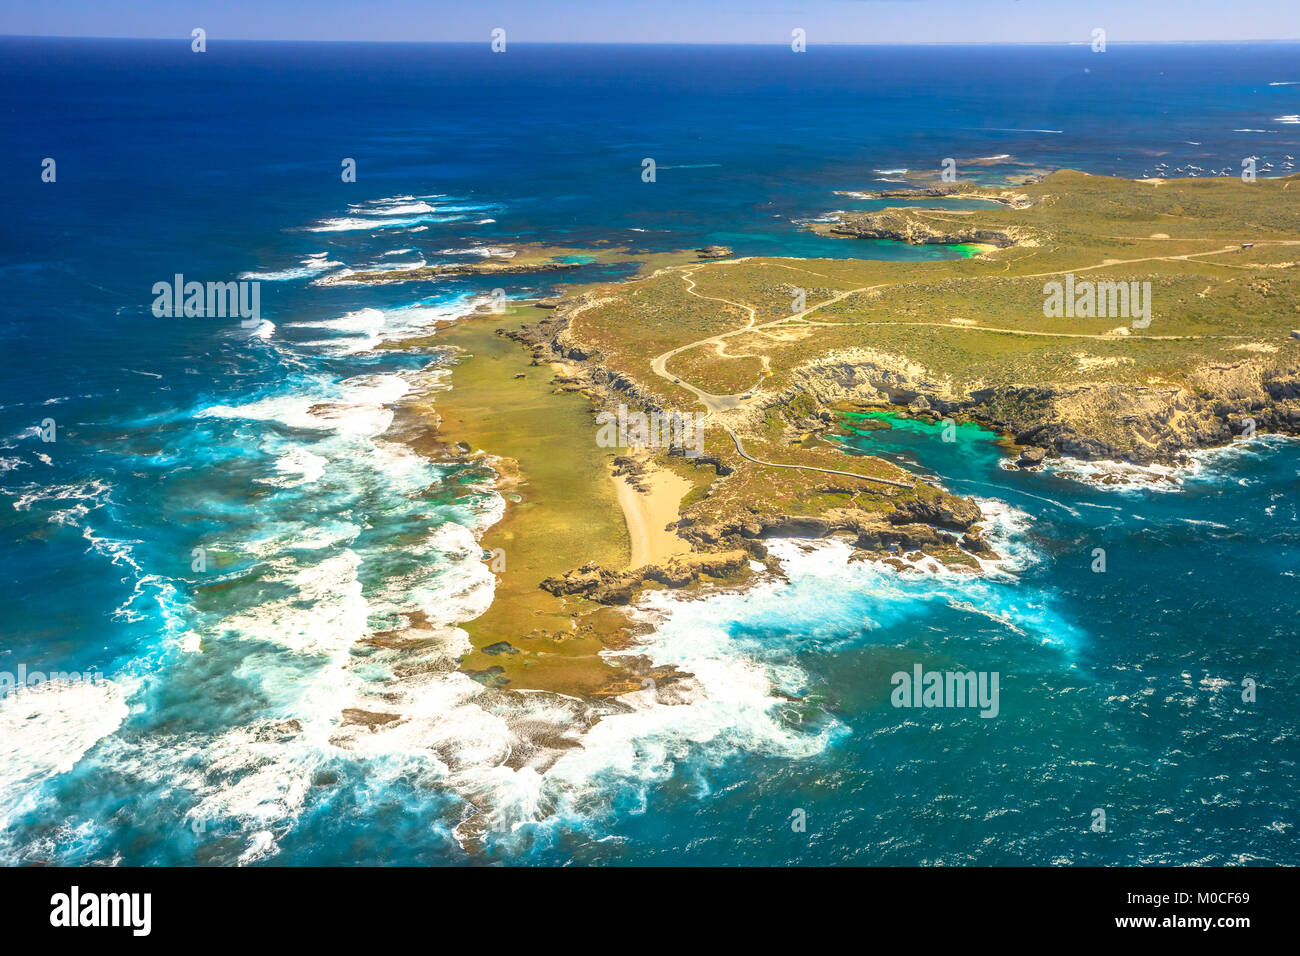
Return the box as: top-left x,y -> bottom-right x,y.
560,171 -> 1300,461
393,172 -> 1300,694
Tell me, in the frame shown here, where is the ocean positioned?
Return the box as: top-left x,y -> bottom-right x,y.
0,38 -> 1296,864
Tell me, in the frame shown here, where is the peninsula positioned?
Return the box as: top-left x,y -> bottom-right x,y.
393,171 -> 1300,696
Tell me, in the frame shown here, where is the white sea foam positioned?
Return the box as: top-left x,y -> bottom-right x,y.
1186,433 -> 1295,474
970,497 -> 1037,573
222,551 -> 368,656
256,447 -> 328,488
308,197 -> 494,233
352,201 -> 440,216
3,210 -> 534,865
1045,455 -> 1195,491
119,403 -> 821,857
135,499 -> 503,862
466,524 -> 1059,836
288,296 -> 480,354
306,215 -> 467,232
9,453 -> 1064,864
290,307 -> 387,353
378,296 -> 482,340
383,514 -> 1065,845
438,245 -> 514,258
291,307 -> 386,335
328,548 -> 837,847
240,253 -> 344,281
8,479 -> 112,526
421,203 -> 498,214
1045,435 -> 1292,492
199,373 -> 409,437
0,679 -> 132,833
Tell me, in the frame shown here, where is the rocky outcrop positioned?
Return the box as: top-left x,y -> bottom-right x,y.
864,186 -> 1034,209
318,259 -> 581,285
666,445 -> 734,475
542,550 -> 751,605
959,526 -> 995,555
731,348 -> 959,436
696,245 -> 734,259
341,709 -> 402,729
1016,447 -> 1047,468
888,495 -> 983,530
507,305 -> 713,456
675,499 -> 987,562
818,210 -> 1022,247
969,366 -> 1300,463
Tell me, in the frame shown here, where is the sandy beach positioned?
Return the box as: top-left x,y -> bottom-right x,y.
612,454 -> 692,569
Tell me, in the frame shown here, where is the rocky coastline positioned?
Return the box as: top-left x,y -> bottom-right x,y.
420,171 -> 1300,620
317,258 -> 582,285
497,280 -> 1299,608
501,305 -> 1001,593
765,348 -> 1300,465
811,208 -> 1026,247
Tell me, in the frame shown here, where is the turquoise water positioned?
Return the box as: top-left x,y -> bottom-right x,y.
1,39 -> 1297,865
697,230 -> 970,261
521,418 -> 1298,865
839,196 -> 1009,212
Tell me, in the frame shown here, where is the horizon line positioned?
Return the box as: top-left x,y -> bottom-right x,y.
4,34 -> 1300,46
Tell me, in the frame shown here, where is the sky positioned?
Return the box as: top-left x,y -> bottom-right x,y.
2,0 -> 1298,44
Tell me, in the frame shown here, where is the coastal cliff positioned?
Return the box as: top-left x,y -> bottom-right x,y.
816,209 -> 1026,247
767,348 -> 1300,464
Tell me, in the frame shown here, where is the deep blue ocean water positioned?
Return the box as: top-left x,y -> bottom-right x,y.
0,38 -> 1296,865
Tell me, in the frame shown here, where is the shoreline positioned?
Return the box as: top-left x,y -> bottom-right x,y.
612,452 -> 693,569
384,170 -> 1300,702
393,302 -> 642,697
1040,431 -> 1298,490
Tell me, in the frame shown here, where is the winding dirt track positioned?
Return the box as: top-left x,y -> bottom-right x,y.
651,240 -> 1292,408
642,239 -> 1295,487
